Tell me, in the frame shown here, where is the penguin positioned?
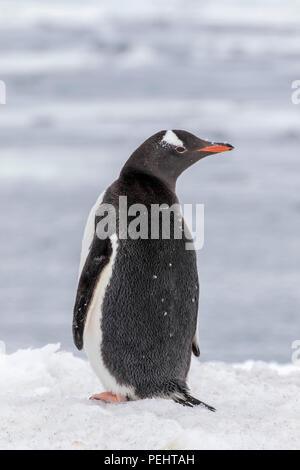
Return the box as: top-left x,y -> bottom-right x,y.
73,130 -> 234,410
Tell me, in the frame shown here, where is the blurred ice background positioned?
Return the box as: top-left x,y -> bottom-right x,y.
0,0 -> 299,361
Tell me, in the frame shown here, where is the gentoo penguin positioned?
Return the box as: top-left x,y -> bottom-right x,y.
73,130 -> 233,410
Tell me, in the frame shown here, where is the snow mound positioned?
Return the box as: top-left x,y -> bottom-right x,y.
0,344 -> 299,450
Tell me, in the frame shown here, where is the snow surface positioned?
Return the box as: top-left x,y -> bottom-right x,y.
0,344 -> 299,450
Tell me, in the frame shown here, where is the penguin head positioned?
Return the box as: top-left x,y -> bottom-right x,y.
122,130 -> 234,189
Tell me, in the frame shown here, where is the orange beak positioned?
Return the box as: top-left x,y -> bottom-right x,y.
197,143 -> 234,153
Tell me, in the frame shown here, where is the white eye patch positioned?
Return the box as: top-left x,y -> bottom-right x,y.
161,130 -> 183,147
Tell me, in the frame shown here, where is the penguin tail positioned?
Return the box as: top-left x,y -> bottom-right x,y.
166,381 -> 216,412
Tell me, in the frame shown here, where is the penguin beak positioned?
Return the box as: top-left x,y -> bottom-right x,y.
196,142 -> 234,154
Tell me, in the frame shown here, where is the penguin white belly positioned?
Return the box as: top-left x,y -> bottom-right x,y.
82,232 -> 135,397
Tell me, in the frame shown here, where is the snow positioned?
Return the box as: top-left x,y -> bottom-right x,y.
0,344 -> 299,450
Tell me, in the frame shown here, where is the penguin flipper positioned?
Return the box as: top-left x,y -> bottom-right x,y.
192,327 -> 200,357
78,191 -> 105,277
192,338 -> 200,357
72,231 -> 112,350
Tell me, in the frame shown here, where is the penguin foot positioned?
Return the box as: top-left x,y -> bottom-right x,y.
89,392 -> 127,403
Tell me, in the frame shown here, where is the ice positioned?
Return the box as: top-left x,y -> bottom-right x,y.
0,344 -> 299,450
0,0 -> 300,363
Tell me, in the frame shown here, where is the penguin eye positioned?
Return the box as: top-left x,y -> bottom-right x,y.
176,146 -> 186,153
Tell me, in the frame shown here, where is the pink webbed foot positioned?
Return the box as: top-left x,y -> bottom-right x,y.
89,392 -> 127,403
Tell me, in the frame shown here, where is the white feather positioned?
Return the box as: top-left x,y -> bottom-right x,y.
161,130 -> 183,147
